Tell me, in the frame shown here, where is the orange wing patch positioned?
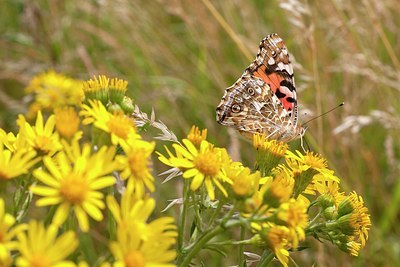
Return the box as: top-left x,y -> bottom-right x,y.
253,65 -> 295,112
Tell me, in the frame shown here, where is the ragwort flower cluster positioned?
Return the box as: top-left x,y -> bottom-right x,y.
158,130 -> 371,267
0,71 -> 370,267
0,72 -> 177,266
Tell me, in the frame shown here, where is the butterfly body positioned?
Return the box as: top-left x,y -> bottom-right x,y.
216,33 -> 305,142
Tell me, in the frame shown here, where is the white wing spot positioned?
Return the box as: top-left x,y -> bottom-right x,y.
268,57 -> 275,65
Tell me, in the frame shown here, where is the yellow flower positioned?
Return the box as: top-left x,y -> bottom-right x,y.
225,163 -> 260,200
0,141 -> 38,181
275,198 -> 308,248
253,134 -> 288,176
109,77 -> 128,104
259,166 -> 294,208
31,144 -> 118,232
25,71 -> 84,118
159,139 -> 232,200
187,125 -> 207,147
336,240 -> 361,256
253,134 -> 288,156
285,150 -> 339,198
107,184 -> 177,243
54,107 -> 82,140
17,111 -> 62,156
117,139 -> 156,198
108,186 -> 177,267
336,192 -> 371,247
82,75 -> 110,103
260,225 -> 290,267
314,180 -> 345,211
80,100 -> 139,145
0,199 -> 27,250
110,225 -> 177,267
15,221 -> 78,267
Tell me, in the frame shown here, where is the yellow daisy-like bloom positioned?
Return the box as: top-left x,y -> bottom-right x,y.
276,198 -> 308,248
83,75 -> 128,104
260,225 -> 290,267
109,77 -> 128,104
107,184 -> 177,243
187,125 -> 207,147
314,180 -> 345,210
117,139 -> 156,198
82,75 -> 110,104
107,185 -> 177,267
337,191 -> 371,247
225,163 -> 260,200
0,199 -> 27,250
15,221 -> 78,267
253,134 -> 288,156
285,150 -> 339,198
159,139 -> 232,200
110,224 -> 177,267
0,129 -> 30,154
31,144 -> 118,232
259,166 -> 294,208
0,141 -> 38,181
80,100 -> 139,145
337,240 -> 361,256
285,150 -> 338,181
253,134 -> 288,176
54,107 -> 81,140
17,111 -> 62,156
25,71 -> 84,119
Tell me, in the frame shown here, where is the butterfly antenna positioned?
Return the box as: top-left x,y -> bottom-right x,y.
302,102 -> 344,126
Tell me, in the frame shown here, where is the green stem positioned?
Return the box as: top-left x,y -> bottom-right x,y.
178,180 -> 190,252
239,225 -> 245,267
307,210 -> 322,227
207,199 -> 223,227
191,191 -> 203,232
178,219 -> 242,267
306,221 -> 327,234
256,250 -> 275,267
209,238 -> 255,246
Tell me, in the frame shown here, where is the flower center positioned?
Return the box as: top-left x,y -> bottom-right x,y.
59,173 -> 88,204
29,253 -> 51,267
34,135 -> 53,154
304,152 -> 327,169
124,250 -> 145,267
194,150 -> 221,177
263,226 -> 289,249
106,114 -> 133,139
128,151 -> 148,179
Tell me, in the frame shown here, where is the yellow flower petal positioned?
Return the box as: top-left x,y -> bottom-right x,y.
190,173 -> 205,191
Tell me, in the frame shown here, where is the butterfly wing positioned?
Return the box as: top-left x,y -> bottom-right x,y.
216,74 -> 294,140
216,33 -> 301,141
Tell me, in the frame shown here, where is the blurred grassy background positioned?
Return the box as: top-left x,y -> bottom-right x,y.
1,0 -> 399,266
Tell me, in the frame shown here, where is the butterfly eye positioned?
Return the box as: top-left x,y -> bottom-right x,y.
231,104 -> 241,113
247,88 -> 255,96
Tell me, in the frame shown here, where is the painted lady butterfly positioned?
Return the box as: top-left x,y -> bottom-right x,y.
216,33 -> 305,142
